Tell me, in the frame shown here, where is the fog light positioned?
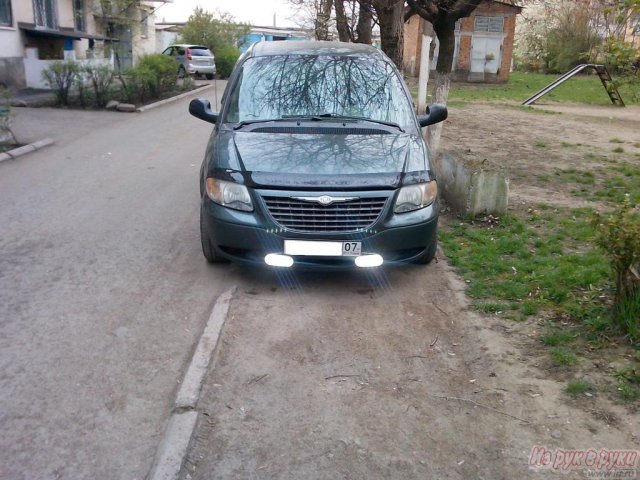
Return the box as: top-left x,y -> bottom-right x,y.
264,253 -> 294,267
355,254 -> 383,268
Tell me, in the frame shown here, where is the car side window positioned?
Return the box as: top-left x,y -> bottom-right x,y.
177,48 -> 186,56
162,47 -> 173,56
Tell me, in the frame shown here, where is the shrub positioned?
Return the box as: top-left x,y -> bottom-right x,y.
215,44 -> 240,79
83,64 -> 115,108
136,54 -> 177,97
593,196 -> 640,342
601,40 -> 640,102
121,54 -> 177,105
74,73 -> 88,109
0,87 -> 17,146
42,61 -> 80,106
121,66 -> 155,104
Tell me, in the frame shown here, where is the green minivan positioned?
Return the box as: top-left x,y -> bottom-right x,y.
189,40 -> 447,269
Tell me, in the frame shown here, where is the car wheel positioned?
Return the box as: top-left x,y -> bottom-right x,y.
200,206 -> 228,263
178,66 -> 186,78
412,238 -> 437,265
205,73 -> 214,80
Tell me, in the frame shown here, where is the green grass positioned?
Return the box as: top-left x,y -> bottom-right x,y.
441,211 -> 610,315
541,330 -> 577,347
448,72 -> 639,105
551,347 -> 578,366
610,138 -> 624,144
614,368 -> 640,402
612,146 -> 625,153
552,162 -> 640,205
566,380 -> 594,397
440,209 -> 619,357
473,301 -> 506,314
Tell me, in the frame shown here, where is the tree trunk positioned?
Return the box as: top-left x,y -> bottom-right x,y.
355,0 -> 373,44
427,71 -> 450,154
433,21 -> 456,74
334,0 -> 351,42
375,1 -> 405,69
315,0 -> 334,40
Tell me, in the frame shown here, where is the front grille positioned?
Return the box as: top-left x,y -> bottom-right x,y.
262,196 -> 387,233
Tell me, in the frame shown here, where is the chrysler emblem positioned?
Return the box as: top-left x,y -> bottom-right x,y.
292,195 -> 359,205
317,195 -> 334,205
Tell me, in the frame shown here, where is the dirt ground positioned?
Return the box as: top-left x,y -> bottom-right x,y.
180,103 -> 639,479
183,268 -> 637,479
443,102 -> 640,209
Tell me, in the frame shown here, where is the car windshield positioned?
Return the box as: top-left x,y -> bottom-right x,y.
224,55 -> 415,130
191,47 -> 213,56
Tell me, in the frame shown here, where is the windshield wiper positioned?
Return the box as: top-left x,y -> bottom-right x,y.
232,118 -> 290,130
283,113 -> 404,132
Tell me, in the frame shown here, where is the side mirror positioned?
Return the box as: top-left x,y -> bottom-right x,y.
417,103 -> 448,128
189,98 -> 218,124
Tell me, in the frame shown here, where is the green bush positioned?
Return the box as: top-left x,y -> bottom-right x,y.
122,54 -> 177,105
601,40 -> 640,102
136,54 -> 177,96
42,61 -> 80,106
215,44 -> 240,79
83,64 -> 115,108
593,196 -> 640,342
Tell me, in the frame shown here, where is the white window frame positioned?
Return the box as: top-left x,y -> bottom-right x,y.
33,0 -> 58,29
474,15 -> 504,33
0,0 -> 12,27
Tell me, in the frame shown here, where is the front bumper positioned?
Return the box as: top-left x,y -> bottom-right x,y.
201,189 -> 439,269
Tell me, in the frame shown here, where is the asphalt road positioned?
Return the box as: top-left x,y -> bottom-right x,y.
2,83 -> 636,480
0,83 -> 234,480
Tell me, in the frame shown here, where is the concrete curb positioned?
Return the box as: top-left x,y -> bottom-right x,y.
147,286 -> 236,480
0,138 -> 55,163
174,287 -> 235,409
147,411 -> 199,480
136,83 -> 216,113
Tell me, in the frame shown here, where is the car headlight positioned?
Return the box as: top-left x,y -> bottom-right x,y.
206,178 -> 253,212
393,181 -> 437,213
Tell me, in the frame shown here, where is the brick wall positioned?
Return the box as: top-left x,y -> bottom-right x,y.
403,0 -> 521,83
403,15 -> 423,76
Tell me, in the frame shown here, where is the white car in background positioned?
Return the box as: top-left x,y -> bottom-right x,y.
162,44 -> 216,79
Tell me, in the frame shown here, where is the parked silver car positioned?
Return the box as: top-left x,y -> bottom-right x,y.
162,44 -> 216,79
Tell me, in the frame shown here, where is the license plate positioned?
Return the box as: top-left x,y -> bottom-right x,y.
284,240 -> 361,257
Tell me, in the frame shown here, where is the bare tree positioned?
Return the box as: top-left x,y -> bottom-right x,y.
372,0 -> 406,68
290,0 -> 336,40
316,0 -> 335,39
406,0 -> 483,152
333,0 -> 375,43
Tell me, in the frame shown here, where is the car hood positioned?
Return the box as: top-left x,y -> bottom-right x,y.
213,130 -> 429,190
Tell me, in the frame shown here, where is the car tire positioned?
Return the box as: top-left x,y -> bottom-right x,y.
205,73 -> 214,80
200,206 -> 228,263
178,66 -> 186,78
413,238 -> 437,265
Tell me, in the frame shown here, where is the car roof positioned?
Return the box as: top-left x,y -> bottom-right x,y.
248,40 -> 386,60
168,44 -> 209,49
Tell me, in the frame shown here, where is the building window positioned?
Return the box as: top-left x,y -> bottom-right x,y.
33,0 -> 57,29
632,13 -> 640,35
474,16 -> 504,33
0,0 -> 12,27
73,0 -> 84,31
140,15 -> 148,37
